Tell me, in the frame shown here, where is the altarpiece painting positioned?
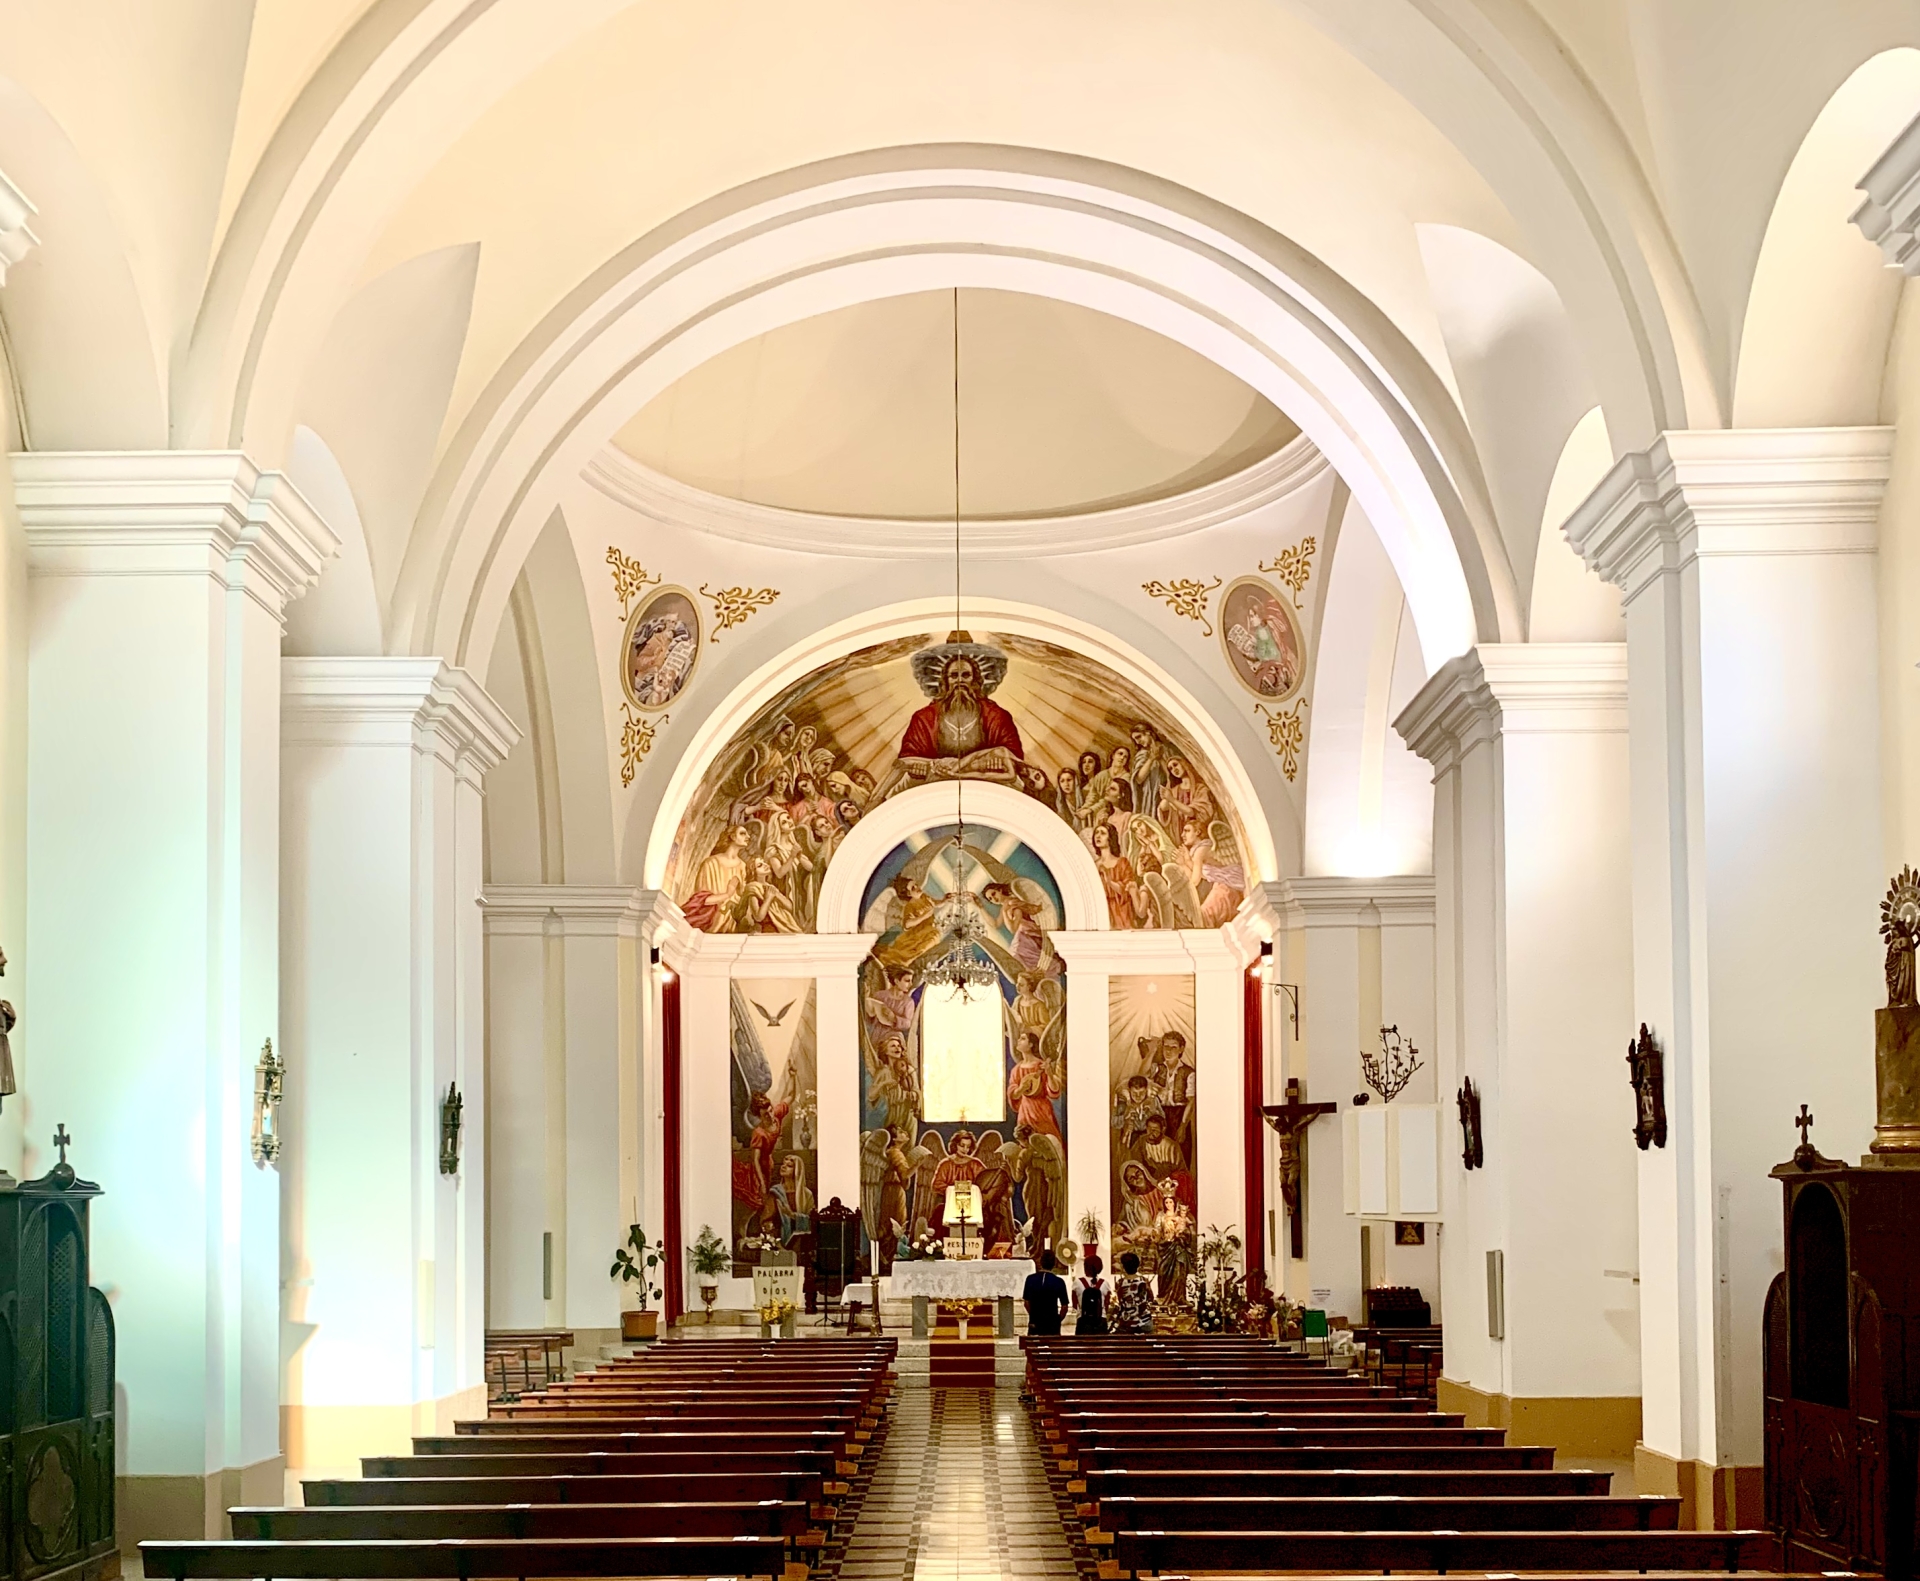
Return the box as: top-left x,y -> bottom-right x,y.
729,978 -> 818,1269
855,823 -> 1068,1273
1109,975 -> 1199,1295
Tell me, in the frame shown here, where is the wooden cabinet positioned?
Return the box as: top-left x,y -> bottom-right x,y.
1765,1157 -> 1920,1579
0,1154 -> 117,1581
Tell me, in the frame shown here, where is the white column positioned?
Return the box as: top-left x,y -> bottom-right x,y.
665,931 -> 745,1302
1185,929 -> 1253,1240
798,937 -> 878,1213
279,657 -> 515,1475
633,894 -> 686,1276
482,887 -> 648,1342
16,453 -> 336,1535
1397,645 -> 1637,1453
1567,430 -> 1888,1509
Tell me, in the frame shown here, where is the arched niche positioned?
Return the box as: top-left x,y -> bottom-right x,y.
818,782 -> 1104,936
661,622 -> 1256,933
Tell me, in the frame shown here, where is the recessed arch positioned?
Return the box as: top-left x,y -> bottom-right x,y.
391,147 -> 1518,673
639,595 -> 1280,893
816,782 -> 1105,935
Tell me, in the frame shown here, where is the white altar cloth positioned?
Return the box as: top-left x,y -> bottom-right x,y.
887,1259 -> 1035,1300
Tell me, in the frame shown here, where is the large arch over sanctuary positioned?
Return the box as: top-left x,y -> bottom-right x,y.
5,4 -> 1920,1556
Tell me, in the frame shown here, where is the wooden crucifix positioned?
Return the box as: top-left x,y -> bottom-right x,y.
1262,1077 -> 1337,1259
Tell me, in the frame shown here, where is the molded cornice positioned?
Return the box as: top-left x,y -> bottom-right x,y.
1562,429 -> 1892,605
1394,643 -> 1627,773
14,450 -> 340,615
1261,875 -> 1436,931
0,170 -> 37,285
581,432 -> 1331,559
1854,113 -> 1920,273
283,655 -> 518,774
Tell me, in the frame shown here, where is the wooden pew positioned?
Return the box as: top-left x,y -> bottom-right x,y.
1073,1443 -> 1558,1471
306,1472 -> 834,1512
234,1502 -> 812,1540
1109,1526 -> 1772,1574
1095,1493 -> 1683,1531
1078,1466 -> 1614,1500
363,1449 -> 847,1492
141,1535 -> 787,1578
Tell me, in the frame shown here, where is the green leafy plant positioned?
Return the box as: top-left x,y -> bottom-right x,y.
1075,1208 -> 1104,1245
690,1225 -> 730,1280
610,1223 -> 666,1309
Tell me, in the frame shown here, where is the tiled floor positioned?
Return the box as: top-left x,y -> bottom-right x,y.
837,1378 -> 1079,1581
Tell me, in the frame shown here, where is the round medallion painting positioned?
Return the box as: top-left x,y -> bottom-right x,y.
1218,576 -> 1304,700
623,586 -> 701,710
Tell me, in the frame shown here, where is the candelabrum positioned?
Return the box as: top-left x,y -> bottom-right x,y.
1360,1024 -> 1423,1104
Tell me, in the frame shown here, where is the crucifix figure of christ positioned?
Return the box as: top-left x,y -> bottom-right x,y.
1262,1077 -> 1337,1259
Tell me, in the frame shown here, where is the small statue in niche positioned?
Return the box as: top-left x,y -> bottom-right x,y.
1880,866 -> 1920,1008
0,945 -> 17,1112
1627,1023 -> 1668,1150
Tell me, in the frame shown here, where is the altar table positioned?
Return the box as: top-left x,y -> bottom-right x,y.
887,1259 -> 1036,1338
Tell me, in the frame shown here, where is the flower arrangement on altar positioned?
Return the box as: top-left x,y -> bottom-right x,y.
901,1229 -> 945,1261
758,1297 -> 797,1325
741,1231 -> 783,1258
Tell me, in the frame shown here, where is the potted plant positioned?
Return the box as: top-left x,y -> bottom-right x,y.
1075,1208 -> 1104,1259
610,1223 -> 666,1340
690,1225 -> 729,1323
758,1296 -> 797,1339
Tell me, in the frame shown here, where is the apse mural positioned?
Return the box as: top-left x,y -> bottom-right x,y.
1109,975 -> 1198,1296
729,978 -> 818,1266
855,823 -> 1067,1272
668,630 -> 1249,933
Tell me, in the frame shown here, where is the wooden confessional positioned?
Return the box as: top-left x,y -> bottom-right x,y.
0,1146 -> 117,1581
1764,1158 -> 1920,1578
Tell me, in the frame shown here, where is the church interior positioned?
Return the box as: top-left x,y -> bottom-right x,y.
2,4 -> 1920,1580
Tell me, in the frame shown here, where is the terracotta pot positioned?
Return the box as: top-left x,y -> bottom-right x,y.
621,1309 -> 659,1341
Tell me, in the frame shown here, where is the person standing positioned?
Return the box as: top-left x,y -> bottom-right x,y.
1111,1250 -> 1155,1335
1023,1250 -> 1070,1336
1074,1253 -> 1109,1335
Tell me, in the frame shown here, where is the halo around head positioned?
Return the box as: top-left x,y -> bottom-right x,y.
909,630 -> 1010,697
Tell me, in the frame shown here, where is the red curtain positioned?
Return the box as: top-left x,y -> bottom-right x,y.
662,970 -> 684,1325
1243,963 -> 1266,1292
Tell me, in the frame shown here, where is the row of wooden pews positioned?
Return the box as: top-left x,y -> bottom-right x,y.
1024,1334 -> 1781,1579
484,1328 -> 574,1401
142,1337 -> 897,1581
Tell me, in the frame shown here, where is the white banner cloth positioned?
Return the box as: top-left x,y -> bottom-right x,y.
887,1259 -> 1035,1300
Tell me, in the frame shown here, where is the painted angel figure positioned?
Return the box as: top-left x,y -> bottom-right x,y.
996,1125 -> 1066,1251
859,1127 -> 919,1272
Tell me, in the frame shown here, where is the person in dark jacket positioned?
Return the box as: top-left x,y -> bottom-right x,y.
1022,1249 -> 1070,1335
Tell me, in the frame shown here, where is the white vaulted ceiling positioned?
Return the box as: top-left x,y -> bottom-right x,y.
610,289 -> 1300,521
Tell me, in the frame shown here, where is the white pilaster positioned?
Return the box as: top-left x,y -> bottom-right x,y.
1186,929 -> 1255,1241
1566,429 -> 1889,1476
1396,645 -> 1636,1424
17,452 -> 336,1533
482,887 -> 651,1337
280,657 -> 515,1473
1269,877 -> 1436,1319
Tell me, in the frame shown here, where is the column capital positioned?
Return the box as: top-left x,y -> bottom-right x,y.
283,656 -> 517,776
1396,644 -> 1627,772
1563,428 -> 1892,604
1260,875 -> 1435,930
14,450 -> 341,616
0,168 -> 38,284
482,885 -> 653,937
1853,112 -> 1920,272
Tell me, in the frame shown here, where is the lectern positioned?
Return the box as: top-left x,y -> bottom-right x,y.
0,1134 -> 118,1581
